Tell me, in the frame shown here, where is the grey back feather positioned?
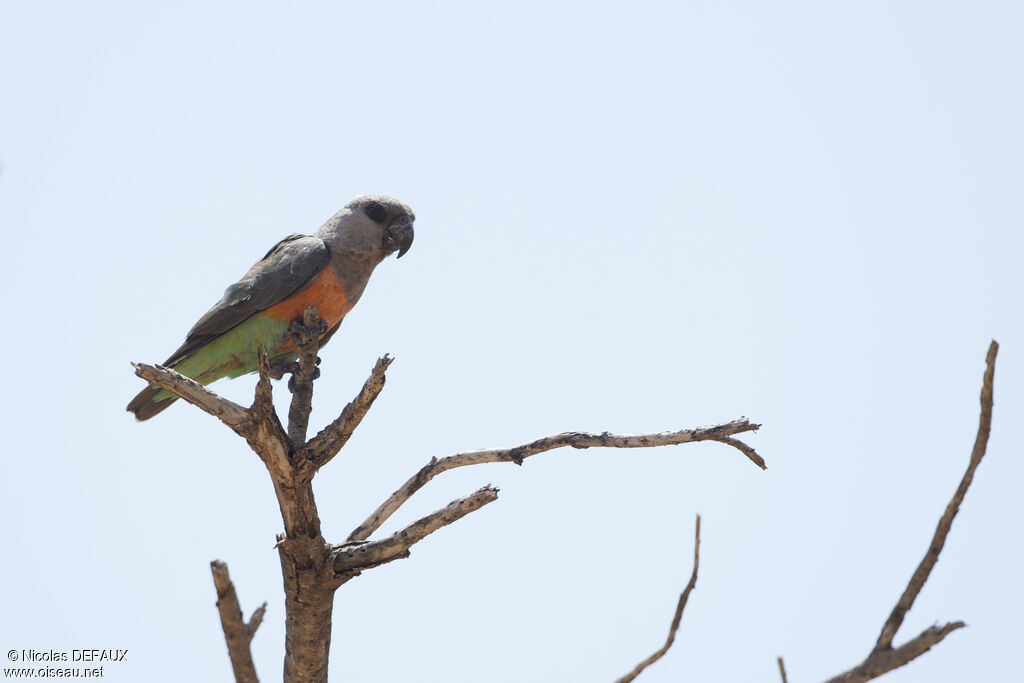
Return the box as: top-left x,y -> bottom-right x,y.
163,234 -> 330,366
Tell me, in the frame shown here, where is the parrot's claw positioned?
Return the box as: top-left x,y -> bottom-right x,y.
290,317 -> 329,347
274,357 -> 321,382
287,366 -> 321,392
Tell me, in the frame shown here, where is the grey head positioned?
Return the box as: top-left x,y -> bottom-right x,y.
316,195 -> 415,263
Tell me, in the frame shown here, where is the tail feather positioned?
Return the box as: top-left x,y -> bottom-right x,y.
126,385 -> 178,421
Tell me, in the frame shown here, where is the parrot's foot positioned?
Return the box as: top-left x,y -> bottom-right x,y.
290,317 -> 329,347
269,356 -> 321,380
287,366 -> 321,392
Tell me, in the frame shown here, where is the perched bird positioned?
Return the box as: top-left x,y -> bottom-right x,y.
127,195 -> 414,421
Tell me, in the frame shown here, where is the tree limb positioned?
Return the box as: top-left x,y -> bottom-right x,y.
822,340 -> 998,683
348,419 -> 762,543
246,603 -> 267,643
250,349 -> 293,479
707,435 -> 766,469
824,622 -> 965,683
333,486 -> 499,574
132,362 -> 251,433
133,321 -> 770,683
211,560 -> 263,683
778,656 -> 788,683
873,340 -> 998,651
615,514 -> 701,683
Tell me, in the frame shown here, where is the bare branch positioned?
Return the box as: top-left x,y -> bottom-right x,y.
238,349 -> 293,481
333,486 -> 499,573
132,362 -> 250,432
300,354 -> 394,473
246,603 -> 267,643
707,435 -> 766,470
287,306 -> 324,446
252,348 -> 276,424
825,622 -> 966,683
778,657 -> 788,683
873,339 -> 998,651
822,340 -> 998,682
615,515 -> 700,683
137,329 -> 770,683
348,419 -> 761,543
210,560 -> 262,683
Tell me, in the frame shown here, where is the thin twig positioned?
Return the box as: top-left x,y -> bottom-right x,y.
348,419 -> 761,543
246,603 -> 267,643
822,340 -> 998,683
333,486 -> 499,573
252,348 -> 276,423
210,560 -> 262,683
778,656 -> 788,683
615,515 -> 701,683
708,435 -> 766,470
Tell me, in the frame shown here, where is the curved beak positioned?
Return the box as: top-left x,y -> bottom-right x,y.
385,216 -> 415,258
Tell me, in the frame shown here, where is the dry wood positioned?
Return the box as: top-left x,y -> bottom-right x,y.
210,560 -> 264,683
131,362 -> 250,431
133,305 -> 770,683
333,486 -> 499,574
348,419 -> 762,543
821,340 -> 998,683
287,306 -> 324,447
873,339 -> 998,652
615,515 -> 701,683
777,656 -> 788,683
137,313 -> 337,681
135,313 -> 509,682
825,622 -> 965,683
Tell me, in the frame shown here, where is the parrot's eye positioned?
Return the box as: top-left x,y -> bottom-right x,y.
363,201 -> 387,223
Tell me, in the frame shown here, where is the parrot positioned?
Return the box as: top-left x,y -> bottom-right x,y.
127,195 -> 414,421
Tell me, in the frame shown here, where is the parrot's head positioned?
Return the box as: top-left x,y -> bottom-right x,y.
321,195 -> 415,262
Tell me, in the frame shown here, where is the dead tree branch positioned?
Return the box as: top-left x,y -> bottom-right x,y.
131,314 -> 503,682
131,362 -> 250,431
134,309 -> 342,682
287,306 -> 323,447
615,514 -> 701,683
210,560 -> 264,683
778,657 -> 788,683
821,340 -> 998,683
348,419 -> 762,543
133,304 -> 767,683
333,486 -> 500,574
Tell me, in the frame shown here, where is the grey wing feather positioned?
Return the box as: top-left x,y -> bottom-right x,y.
164,234 -> 331,366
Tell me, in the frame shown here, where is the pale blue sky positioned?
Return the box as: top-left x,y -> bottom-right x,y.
1,2 -> 1021,681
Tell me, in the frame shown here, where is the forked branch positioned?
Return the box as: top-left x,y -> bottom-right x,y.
821,340 -> 998,683
211,560 -> 265,683
333,486 -> 500,575
132,308 -> 772,683
348,419 -> 762,543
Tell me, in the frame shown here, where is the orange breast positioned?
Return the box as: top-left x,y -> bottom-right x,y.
262,264 -> 351,331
